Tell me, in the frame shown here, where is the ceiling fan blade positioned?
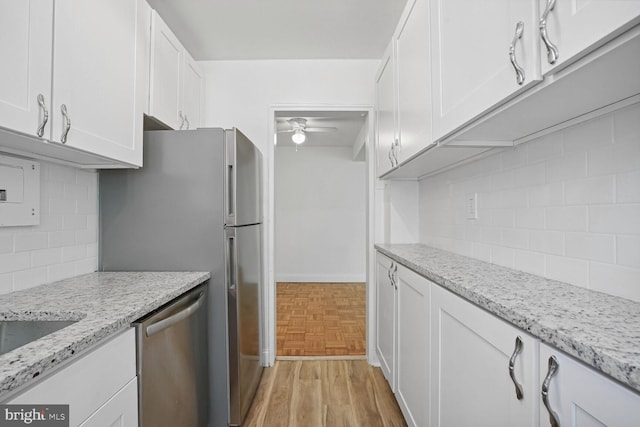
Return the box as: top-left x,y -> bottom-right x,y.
305,127 -> 338,132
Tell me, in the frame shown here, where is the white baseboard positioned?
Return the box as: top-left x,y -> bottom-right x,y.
275,274 -> 366,283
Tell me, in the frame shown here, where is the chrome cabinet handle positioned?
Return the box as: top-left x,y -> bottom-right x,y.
509,21 -> 526,85
508,336 -> 524,400
392,263 -> 398,289
184,115 -> 190,130
387,262 -> 393,283
60,104 -> 71,143
36,94 -> 49,137
178,110 -> 185,130
392,138 -> 400,165
388,145 -> 394,167
539,0 -> 559,64
542,356 -> 560,427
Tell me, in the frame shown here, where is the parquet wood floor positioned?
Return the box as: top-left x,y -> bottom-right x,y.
277,283 -> 366,357
244,360 -> 407,427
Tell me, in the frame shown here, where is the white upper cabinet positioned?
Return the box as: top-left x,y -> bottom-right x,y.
149,10 -> 203,130
430,0 -> 542,141
0,0 -> 53,138
539,0 -> 640,75
430,284 -> 539,427
181,53 -> 204,130
538,343 -> 640,427
375,44 -> 397,177
395,0 -> 433,165
0,0 -> 149,168
52,0 -> 148,167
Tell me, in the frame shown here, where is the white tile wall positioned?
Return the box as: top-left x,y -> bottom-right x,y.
0,162 -> 98,294
419,102 -> 640,302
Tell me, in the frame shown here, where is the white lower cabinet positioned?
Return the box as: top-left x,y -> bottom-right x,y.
376,252 -> 397,387
430,284 -> 538,427
539,343 -> 640,427
396,264 -> 429,427
7,328 -> 137,427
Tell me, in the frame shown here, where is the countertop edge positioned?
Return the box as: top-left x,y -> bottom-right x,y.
0,271 -> 210,400
375,244 -> 640,394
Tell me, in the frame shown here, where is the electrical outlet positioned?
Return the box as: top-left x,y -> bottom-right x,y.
466,193 -> 477,220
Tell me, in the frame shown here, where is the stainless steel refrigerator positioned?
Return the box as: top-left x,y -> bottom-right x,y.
99,128 -> 263,427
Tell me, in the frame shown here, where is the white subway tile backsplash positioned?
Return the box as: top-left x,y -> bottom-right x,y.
0,162 -> 98,294
563,114 -> 613,153
0,253 -> 29,274
588,138 -> 640,176
564,175 -> 615,205
546,255 -> 589,287
529,230 -> 564,255
546,152 -> 587,183
418,102 -> 640,301
590,262 -> 640,301
514,250 -> 546,276
613,102 -> 640,146
31,248 -> 63,267
616,170 -> 640,203
527,132 -> 562,163
528,183 -> 563,207
617,235 -> 640,268
565,232 -> 615,263
14,233 -> 48,252
0,236 -> 13,254
515,208 -> 545,229
546,206 -> 588,231
589,205 -> 640,234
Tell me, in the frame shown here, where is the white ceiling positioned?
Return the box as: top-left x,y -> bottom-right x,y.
146,0 -> 407,60
275,111 -> 368,149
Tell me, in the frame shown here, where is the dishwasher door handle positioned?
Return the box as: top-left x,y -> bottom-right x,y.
146,291 -> 205,337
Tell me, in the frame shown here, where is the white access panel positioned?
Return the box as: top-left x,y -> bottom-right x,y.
0,154 -> 40,226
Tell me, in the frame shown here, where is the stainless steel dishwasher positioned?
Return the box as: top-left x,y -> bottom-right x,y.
133,282 -> 209,427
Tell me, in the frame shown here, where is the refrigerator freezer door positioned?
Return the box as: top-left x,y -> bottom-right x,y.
227,223 -> 263,426
226,129 -> 262,226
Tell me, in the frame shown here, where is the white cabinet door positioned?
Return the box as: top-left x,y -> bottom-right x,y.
375,252 -> 396,388
79,378 -> 138,427
0,0 -> 53,138
539,343 -> 640,427
181,52 -> 204,130
430,284 -> 538,427
9,329 -> 136,426
395,0 -> 433,164
149,10 -> 183,130
52,0 -> 146,167
430,0 -> 541,141
396,264 -> 429,427
375,44 -> 397,177
539,0 -> 640,75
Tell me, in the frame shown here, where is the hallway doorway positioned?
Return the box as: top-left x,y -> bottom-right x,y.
272,109 -> 370,359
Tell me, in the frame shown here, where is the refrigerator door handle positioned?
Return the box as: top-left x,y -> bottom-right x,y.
226,227 -> 237,290
226,130 -> 236,225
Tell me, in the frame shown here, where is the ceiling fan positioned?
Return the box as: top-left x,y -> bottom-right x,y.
276,118 -> 337,144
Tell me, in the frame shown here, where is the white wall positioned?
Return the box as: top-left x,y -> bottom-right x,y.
202,59 -> 378,363
419,102 -> 640,302
275,146 -> 366,282
0,162 -> 98,294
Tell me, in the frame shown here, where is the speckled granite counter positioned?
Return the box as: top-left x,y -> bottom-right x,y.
376,243 -> 640,393
0,271 -> 210,400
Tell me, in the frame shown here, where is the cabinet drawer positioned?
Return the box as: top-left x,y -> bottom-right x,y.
9,328 -> 136,426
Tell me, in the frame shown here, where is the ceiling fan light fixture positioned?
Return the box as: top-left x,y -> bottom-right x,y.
292,129 -> 306,144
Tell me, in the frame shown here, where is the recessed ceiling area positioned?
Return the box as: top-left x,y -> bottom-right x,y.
275,111 -> 368,152
145,0 -> 407,60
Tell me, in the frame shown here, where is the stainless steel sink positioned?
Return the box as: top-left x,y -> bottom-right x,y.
0,320 -> 78,356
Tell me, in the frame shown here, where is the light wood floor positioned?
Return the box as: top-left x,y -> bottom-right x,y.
277,283 -> 366,356
244,360 -> 407,427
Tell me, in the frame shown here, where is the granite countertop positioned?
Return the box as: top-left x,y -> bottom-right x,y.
0,271 -> 210,400
376,243 -> 640,393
